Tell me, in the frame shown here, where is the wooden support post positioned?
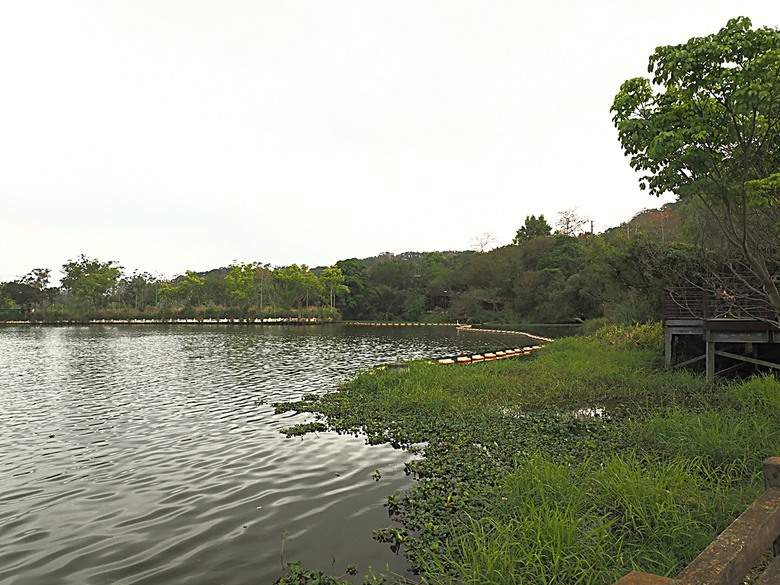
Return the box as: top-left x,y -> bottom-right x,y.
765,457 -> 780,556
764,457 -> 780,488
665,330 -> 673,366
706,340 -> 716,382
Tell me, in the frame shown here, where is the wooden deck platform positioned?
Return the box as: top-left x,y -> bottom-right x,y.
663,289 -> 780,381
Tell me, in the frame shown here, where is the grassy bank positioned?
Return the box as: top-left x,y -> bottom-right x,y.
273,324 -> 780,584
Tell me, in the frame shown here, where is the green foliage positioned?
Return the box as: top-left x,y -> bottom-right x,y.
590,322 -> 663,352
282,422 -> 329,437
2,281 -> 40,315
3,201 -> 708,324
274,561 -> 386,585
513,214 -> 552,244
613,17 -> 780,200
369,258 -> 416,290
538,235 -> 583,276
731,375 -> 780,410
582,317 -> 611,334
117,271 -> 160,310
335,259 -> 371,319
320,266 -> 349,309
640,376 -> 780,474
365,285 -> 404,320
60,254 -> 123,308
401,292 -> 425,321
513,269 -> 567,321
164,270 -> 206,307
1,195 -> 748,325
612,16 -> 780,314
274,264 -> 322,310
224,263 -> 258,307
417,454 -> 741,584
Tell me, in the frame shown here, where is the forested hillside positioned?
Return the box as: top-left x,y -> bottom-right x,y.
0,203 -> 714,325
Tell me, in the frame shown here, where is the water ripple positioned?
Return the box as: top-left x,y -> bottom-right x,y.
0,324 -> 505,584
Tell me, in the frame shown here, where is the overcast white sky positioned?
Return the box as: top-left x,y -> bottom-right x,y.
1,2 -> 778,283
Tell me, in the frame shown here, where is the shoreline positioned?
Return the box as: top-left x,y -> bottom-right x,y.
0,317 -> 335,326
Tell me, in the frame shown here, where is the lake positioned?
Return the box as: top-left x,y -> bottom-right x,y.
0,324 -> 529,584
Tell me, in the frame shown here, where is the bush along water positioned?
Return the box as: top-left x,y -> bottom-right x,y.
273,325 -> 780,584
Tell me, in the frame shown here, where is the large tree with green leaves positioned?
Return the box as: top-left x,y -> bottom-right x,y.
224,263 -> 258,308
2,268 -> 56,315
335,258 -> 370,319
118,271 -> 159,310
612,17 -> 780,318
61,255 -> 123,308
513,214 -> 552,244
319,266 -> 349,309
273,264 -> 320,310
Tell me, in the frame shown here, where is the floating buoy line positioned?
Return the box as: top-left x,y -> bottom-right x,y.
455,325 -> 553,343
436,345 -> 544,365
344,322 -> 553,365
345,321 -> 554,342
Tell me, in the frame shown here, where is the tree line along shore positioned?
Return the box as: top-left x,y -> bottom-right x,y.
2,198 -> 775,331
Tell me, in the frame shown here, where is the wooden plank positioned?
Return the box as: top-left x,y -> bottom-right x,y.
673,354 -> 705,369
675,488 -> 780,585
706,331 -> 771,343
704,319 -> 775,333
713,351 -> 780,371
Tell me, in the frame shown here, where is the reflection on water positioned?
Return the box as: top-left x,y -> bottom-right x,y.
0,325 -> 521,585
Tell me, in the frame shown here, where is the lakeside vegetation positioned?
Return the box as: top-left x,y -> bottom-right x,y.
273,324 -> 780,584
0,203 -> 729,327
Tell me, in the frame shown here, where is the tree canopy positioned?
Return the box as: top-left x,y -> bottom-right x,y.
611,16 -> 780,316
513,215 -> 552,244
61,255 -> 123,308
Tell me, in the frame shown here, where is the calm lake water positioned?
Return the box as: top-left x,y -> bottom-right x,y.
0,324 -> 529,585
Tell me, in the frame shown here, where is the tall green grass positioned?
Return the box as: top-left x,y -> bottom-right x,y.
639,375 -> 780,478
416,453 -> 752,585
319,325 -> 709,418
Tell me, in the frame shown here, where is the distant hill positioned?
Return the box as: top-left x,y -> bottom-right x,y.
185,203 -> 686,282
317,250 -> 468,272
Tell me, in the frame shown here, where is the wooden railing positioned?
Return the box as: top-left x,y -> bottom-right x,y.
662,288 -> 709,320
662,287 -> 777,322
614,457 -> 780,585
